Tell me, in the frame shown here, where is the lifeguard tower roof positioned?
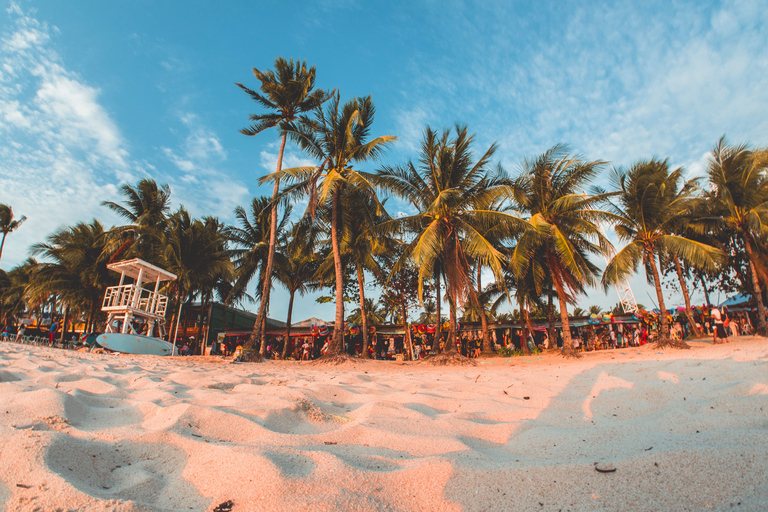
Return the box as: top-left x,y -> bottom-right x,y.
107,258 -> 177,282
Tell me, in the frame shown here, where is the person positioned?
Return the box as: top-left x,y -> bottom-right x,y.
302,340 -> 311,361
609,328 -> 617,348
321,338 -> 329,356
720,306 -> 731,343
49,319 -> 59,346
710,305 -> 725,344
181,342 -> 190,356
13,323 -> 26,343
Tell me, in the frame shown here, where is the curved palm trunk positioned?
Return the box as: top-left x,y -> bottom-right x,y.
553,275 -> 578,357
744,241 -> 768,335
401,299 -> 413,360
282,289 -> 296,359
0,232 -> 7,266
649,251 -> 671,345
252,133 -> 288,355
432,272 -> 442,355
356,265 -> 370,358
329,188 -> 345,355
547,292 -> 555,347
673,255 -> 701,338
467,285 -> 491,354
445,296 -> 458,353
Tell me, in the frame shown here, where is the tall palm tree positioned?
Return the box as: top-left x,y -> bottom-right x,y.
511,145 -> 613,357
602,158 -> 723,346
237,57 -> 329,355
102,179 -> 172,264
0,204 -> 26,268
270,94 -> 395,358
704,138 -> 768,334
274,220 -> 321,359
374,126 -> 524,356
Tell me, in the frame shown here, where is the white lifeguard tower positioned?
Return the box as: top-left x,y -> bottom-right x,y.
101,258 -> 177,337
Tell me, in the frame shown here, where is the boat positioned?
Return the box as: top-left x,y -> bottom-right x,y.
96,332 -> 177,356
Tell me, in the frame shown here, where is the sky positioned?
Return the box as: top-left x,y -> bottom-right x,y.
1,0 -> 767,322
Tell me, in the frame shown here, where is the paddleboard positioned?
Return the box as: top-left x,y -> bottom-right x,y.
96,333 -> 177,356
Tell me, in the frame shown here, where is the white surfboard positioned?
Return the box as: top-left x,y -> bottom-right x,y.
96,333 -> 177,356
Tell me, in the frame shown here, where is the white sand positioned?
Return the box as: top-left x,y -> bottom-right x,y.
1,337 -> 767,512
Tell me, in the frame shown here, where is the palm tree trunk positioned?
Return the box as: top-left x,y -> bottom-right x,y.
698,275 -> 711,306
519,298 -> 529,355
553,275 -> 578,357
744,241 -> 767,335
445,296 -> 458,353
401,300 -> 413,360
0,232 -> 7,266
329,187 -> 345,356
432,271 -> 442,354
356,265 -> 370,359
547,292 -> 555,347
467,285 -> 491,354
282,289 -> 295,359
59,305 -> 68,345
649,251 -> 671,345
673,255 -> 701,338
253,132 -> 288,356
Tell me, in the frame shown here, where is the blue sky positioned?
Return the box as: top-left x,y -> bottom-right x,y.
1,0 -> 767,321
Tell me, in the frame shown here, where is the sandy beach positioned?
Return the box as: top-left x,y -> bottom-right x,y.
1,337 -> 767,511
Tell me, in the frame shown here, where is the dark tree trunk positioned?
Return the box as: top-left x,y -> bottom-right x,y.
673,255 -> 701,338
432,271 -> 442,354
699,275 -> 711,306
282,290 -> 295,359
249,133 -> 287,354
467,285 -> 491,354
649,251 -> 673,346
553,274 -> 579,358
329,187 -> 345,355
444,296 -> 458,353
547,292 -> 555,347
356,265 -> 370,359
401,299 -> 413,360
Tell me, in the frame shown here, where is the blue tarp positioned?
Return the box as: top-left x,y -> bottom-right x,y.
720,293 -> 752,307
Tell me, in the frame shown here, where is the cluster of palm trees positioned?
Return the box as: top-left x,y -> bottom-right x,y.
2,57 -> 767,360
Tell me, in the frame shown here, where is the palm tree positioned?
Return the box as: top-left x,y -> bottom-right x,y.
374,126 -> 524,357
29,220 -> 115,337
237,57 -> 330,355
162,209 -> 234,344
274,220 -> 321,359
602,158 -> 723,346
271,94 -> 395,358
339,190 -> 390,358
0,204 -> 26,268
0,258 -> 36,327
511,145 -> 613,357
102,179 -> 172,264
704,138 -> 768,334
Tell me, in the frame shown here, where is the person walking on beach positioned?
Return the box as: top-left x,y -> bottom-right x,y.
14,323 -> 26,343
48,319 -> 59,346
710,305 -> 726,344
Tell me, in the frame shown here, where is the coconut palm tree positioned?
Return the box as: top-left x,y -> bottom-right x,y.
269,94 -> 395,358
274,220 -> 321,359
237,57 -> 330,355
29,220 -> 115,337
162,209 -> 234,343
510,145 -> 613,357
373,126 -> 524,356
102,179 -> 172,264
602,158 -> 723,347
704,138 -> 768,334
0,204 -> 26,268
0,258 -> 36,327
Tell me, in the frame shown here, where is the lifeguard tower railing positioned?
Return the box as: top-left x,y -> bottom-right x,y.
102,284 -> 169,319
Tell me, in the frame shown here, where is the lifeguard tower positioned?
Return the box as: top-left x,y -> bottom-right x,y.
101,258 -> 177,337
